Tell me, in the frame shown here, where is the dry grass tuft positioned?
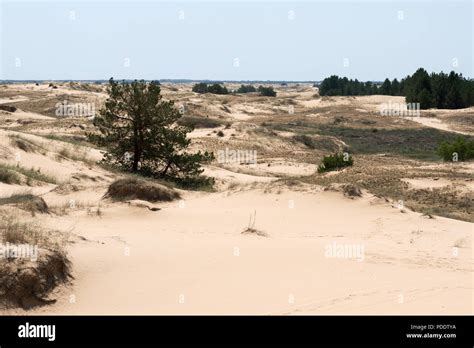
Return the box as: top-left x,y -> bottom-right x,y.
0,212 -> 71,309
104,177 -> 181,203
0,194 -> 49,215
241,210 -> 268,237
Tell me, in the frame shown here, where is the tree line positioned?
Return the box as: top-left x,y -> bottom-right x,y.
318,68 -> 474,109
192,83 -> 276,97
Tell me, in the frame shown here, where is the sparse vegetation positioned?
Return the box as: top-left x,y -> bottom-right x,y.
0,166 -> 21,184
437,136 -> 474,162
177,116 -> 223,128
318,153 -> 353,173
0,194 -> 49,215
0,212 -> 70,308
241,210 -> 267,237
8,134 -> 47,154
104,177 -> 181,203
0,163 -> 57,185
292,134 -> 318,149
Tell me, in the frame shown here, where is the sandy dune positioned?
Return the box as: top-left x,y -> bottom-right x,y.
1,186 -> 466,315
0,83 -> 472,315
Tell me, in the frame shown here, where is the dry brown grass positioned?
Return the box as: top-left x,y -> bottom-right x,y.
104,177 -> 181,203
0,194 -> 49,216
0,212 -> 70,308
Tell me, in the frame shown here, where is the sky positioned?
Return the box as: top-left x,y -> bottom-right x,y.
0,0 -> 472,81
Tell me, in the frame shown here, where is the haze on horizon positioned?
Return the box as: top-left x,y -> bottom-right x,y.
0,0 -> 472,81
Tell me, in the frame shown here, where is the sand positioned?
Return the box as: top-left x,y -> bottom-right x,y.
9,187 -> 469,315
0,83 -> 472,315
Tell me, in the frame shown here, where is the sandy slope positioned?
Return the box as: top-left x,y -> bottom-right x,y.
403,116 -> 473,135
10,186 -> 469,315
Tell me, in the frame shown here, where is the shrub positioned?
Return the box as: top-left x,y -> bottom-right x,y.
192,83 -> 208,94
173,175 -> 215,191
207,83 -> 229,95
0,105 -> 17,113
176,116 -> 223,128
258,86 -> 276,97
192,83 -> 229,95
236,85 -> 256,93
217,130 -> 224,137
437,136 -> 474,161
104,177 -> 181,202
318,153 -> 353,173
342,184 -> 362,197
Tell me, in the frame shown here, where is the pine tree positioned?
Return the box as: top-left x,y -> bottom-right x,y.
380,78 -> 392,95
89,78 -> 214,179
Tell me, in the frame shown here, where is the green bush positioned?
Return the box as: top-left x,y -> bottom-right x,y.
236,85 -> 256,93
258,86 -> 276,97
318,153 -> 353,173
437,136 -> 474,161
192,83 -> 208,94
192,83 -> 228,95
207,84 -> 229,95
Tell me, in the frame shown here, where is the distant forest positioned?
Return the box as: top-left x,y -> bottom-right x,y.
318,68 -> 474,109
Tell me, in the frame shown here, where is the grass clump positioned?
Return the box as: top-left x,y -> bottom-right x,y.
104,177 -> 181,203
0,194 -> 49,215
0,167 -> 21,184
0,163 -> 57,185
8,134 -> 48,155
177,116 -> 223,129
437,136 -> 474,162
9,135 -> 36,153
0,213 -> 70,309
241,210 -> 267,237
56,146 -> 95,166
318,153 -> 354,173
293,134 -> 318,149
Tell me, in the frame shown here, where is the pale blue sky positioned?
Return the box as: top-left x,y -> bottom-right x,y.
0,0 -> 472,81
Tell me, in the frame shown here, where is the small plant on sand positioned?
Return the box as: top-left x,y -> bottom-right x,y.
318,153 -> 354,173
242,210 -> 267,237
